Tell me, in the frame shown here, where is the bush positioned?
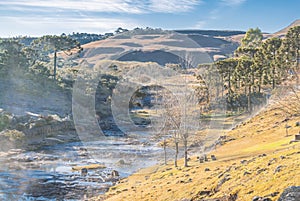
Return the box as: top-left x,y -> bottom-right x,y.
0,114 -> 10,131
2,129 -> 25,141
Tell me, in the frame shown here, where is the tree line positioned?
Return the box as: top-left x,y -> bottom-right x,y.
0,35 -> 82,81
202,26 -> 300,112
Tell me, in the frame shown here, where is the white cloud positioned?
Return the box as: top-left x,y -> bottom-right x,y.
193,20 -> 207,29
0,16 -> 139,37
0,0 -> 143,14
148,0 -> 202,13
0,0 -> 202,14
220,0 -> 246,6
0,0 -> 203,36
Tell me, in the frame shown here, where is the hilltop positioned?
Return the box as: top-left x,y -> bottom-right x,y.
80,28 -> 240,64
92,88 -> 300,201
230,19 -> 300,43
273,19 -> 300,37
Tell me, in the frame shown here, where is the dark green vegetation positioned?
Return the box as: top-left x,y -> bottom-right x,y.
0,35 -> 80,149
0,35 -> 82,80
201,26 -> 300,112
10,32 -> 109,47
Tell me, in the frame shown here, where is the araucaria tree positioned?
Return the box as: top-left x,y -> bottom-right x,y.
280,26 -> 300,83
235,56 -> 254,112
215,58 -> 238,108
262,37 -> 282,89
0,39 -> 29,75
31,35 -> 82,80
212,26 -> 299,112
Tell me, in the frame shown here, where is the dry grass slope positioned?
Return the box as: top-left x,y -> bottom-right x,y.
91,91 -> 300,201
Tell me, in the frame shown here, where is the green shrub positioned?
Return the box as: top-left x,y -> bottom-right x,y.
2,129 -> 25,141
0,114 -> 10,131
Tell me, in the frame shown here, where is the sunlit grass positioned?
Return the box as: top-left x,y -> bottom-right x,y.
90,90 -> 300,201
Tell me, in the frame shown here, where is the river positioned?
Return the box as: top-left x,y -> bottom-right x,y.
0,135 -> 165,200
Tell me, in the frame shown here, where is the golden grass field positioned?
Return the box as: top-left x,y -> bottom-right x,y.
90,89 -> 300,201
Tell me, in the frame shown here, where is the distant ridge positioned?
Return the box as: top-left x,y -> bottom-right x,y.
175,30 -> 245,37
273,19 -> 300,36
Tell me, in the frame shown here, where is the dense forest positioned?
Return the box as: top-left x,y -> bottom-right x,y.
201,26 -> 300,112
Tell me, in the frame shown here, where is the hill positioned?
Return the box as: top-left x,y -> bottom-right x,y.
229,19 -> 300,43
80,29 -> 240,64
91,88 -> 300,201
175,30 -> 245,37
273,19 -> 300,37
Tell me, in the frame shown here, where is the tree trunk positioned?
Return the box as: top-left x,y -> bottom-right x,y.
184,140 -> 188,167
53,50 -> 57,81
228,73 -> 231,97
296,50 -> 299,85
272,65 -> 276,89
221,76 -> 224,98
248,85 -> 252,112
163,139 -> 167,165
258,75 -> 262,93
174,141 -> 178,167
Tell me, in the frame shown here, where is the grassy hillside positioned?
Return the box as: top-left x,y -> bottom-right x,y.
81,30 -> 238,65
92,90 -> 300,201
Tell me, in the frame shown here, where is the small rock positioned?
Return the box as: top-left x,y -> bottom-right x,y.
244,171 -> 251,176
252,196 -> 262,201
218,174 -> 230,186
240,159 -> 247,164
270,192 -> 280,197
217,173 -> 224,178
111,170 -> 119,177
204,168 -> 210,171
81,168 -> 88,176
204,154 -> 208,161
268,158 -> 276,166
257,168 -> 267,174
199,190 -> 210,195
274,165 -> 284,173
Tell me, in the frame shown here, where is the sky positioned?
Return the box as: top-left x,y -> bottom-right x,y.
0,0 -> 299,37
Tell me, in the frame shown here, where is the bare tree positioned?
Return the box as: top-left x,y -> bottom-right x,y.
272,83 -> 300,117
151,86 -> 181,167
159,74 -> 200,167
161,90 -> 181,167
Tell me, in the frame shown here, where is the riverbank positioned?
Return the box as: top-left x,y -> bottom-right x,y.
0,126 -> 165,200
91,96 -> 300,201
0,110 -> 78,151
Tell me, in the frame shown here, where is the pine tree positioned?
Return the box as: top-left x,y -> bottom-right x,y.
31,35 -> 82,80
262,37 -> 282,89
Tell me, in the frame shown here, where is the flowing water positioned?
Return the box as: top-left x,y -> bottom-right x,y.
0,135 -> 165,200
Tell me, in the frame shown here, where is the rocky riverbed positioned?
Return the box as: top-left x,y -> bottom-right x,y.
0,136 -> 165,200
